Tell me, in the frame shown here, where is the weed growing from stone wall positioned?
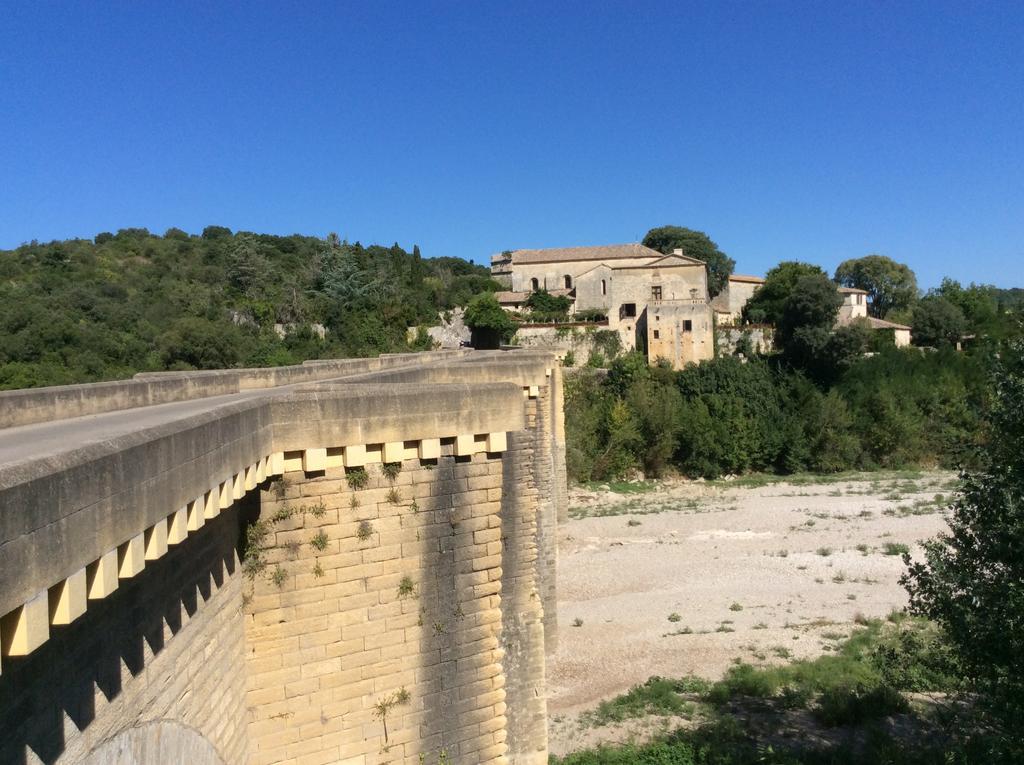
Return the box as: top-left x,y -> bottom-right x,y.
357,520 -> 374,541
346,466 -> 369,490
382,462 -> 402,481
386,487 -> 402,505
372,687 -> 411,744
398,576 -> 416,599
310,530 -> 329,551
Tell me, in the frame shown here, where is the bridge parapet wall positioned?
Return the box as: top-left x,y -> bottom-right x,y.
0,350 -> 562,765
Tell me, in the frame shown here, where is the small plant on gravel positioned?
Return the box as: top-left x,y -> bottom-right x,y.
345,467 -> 369,490
310,530 -> 329,551
668,612 -> 681,622
882,541 -> 909,556
572,617 -> 583,627
856,543 -> 870,554
753,622 -> 768,630
357,520 -> 374,541
716,623 -> 735,633
398,576 -> 416,599
382,462 -> 402,481
627,518 -> 641,526
817,546 -> 833,557
729,602 -> 743,611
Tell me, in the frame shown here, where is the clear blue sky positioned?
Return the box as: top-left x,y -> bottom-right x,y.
2,1 -> 1021,288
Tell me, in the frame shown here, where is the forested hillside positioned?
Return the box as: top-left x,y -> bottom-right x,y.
0,227 -> 500,389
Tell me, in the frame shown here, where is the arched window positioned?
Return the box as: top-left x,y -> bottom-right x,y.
530,277 -> 539,291
564,274 -> 572,289
601,279 -> 607,296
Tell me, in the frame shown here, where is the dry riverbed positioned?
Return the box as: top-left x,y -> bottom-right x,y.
546,471 -> 957,756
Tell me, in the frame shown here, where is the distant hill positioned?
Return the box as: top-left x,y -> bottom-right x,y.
0,227 -> 499,389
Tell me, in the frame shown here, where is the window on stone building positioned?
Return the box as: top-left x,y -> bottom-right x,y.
531,277 -> 539,291
564,274 -> 572,289
653,330 -> 660,339
683,320 -> 692,332
621,303 -> 636,318
601,279 -> 607,295
652,286 -> 662,301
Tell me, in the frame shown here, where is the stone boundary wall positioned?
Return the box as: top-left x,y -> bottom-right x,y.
715,325 -> 773,356
512,325 -> 616,367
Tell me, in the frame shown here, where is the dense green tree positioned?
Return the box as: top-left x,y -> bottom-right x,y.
934,278 -> 1002,337
463,293 -> 517,348
834,254 -> 918,318
912,296 -> 968,347
742,261 -> 826,325
775,273 -> 843,377
524,289 -> 571,321
641,226 -> 735,298
903,339 -> 1024,757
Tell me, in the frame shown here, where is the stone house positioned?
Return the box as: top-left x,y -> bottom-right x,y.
711,273 -> 766,325
492,244 -> 715,369
835,287 -> 912,347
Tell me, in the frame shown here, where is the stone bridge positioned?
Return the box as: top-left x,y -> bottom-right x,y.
0,350 -> 567,765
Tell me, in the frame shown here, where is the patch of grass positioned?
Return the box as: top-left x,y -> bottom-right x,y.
581,676 -> 710,727
729,602 -> 743,612
816,546 -> 833,557
626,518 -> 642,526
815,683 -> 909,726
668,612 -> 681,622
572,617 -> 583,627
584,480 -> 659,494
882,542 -> 910,556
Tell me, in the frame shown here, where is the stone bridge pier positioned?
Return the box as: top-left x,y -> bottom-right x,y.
0,350 -> 566,765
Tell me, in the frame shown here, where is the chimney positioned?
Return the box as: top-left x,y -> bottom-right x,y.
672,248 -> 684,256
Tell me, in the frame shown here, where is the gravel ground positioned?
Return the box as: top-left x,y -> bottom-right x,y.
546,471 -> 957,756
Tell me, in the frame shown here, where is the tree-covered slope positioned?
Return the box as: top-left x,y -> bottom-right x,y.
0,226 -> 499,389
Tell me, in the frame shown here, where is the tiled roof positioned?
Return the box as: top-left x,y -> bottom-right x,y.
507,243 -> 664,265
867,317 -> 911,331
729,274 -> 765,284
838,286 -> 869,294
